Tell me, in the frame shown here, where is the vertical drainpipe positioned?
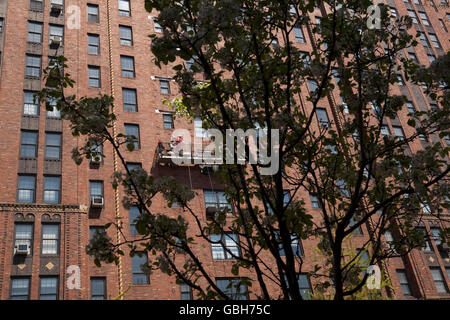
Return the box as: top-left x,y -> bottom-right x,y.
106,0 -> 124,299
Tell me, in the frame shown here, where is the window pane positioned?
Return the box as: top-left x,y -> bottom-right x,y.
132,254 -> 149,285
129,206 -> 140,235
11,278 -> 30,300
88,34 -> 99,54
90,181 -> 103,197
125,124 -> 139,149
123,88 -> 137,111
91,278 -> 106,300
40,277 -> 58,300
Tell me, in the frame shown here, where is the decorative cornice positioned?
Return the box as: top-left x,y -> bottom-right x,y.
0,202 -> 88,213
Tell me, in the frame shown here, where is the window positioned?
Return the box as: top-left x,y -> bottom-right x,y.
25,55 -> 41,78
124,124 -> 140,150
430,103 -> 438,112
430,267 -> 448,293
408,52 -> 418,63
23,91 -> 39,115
118,0 -> 130,16
30,0 -> 44,11
381,125 -> 390,137
428,54 -> 435,63
49,24 -> 63,44
216,278 -> 248,300
300,51 -> 311,66
88,66 -> 100,87
211,233 -> 240,260
204,190 -> 232,211
277,232 -> 303,257
87,4 -> 99,23
297,274 -> 312,300
129,206 -> 140,236
428,33 -> 441,48
389,7 -> 398,18
396,270 -> 412,296
87,34 -> 99,55
159,79 -> 170,94
385,231 -> 396,252
89,226 -> 106,240
332,68 -> 341,84
153,19 -> 163,33
20,130 -> 38,158
163,114 -> 174,129
39,277 -> 58,300
132,254 -> 149,285
91,278 -> 106,300
416,227 -> 432,251
45,133 -> 61,159
90,180 -> 103,200
307,79 -> 318,93
180,283 -> 193,300
119,25 -> 133,46
439,19 -> 447,32
418,11 -> 430,26
43,176 -> 61,204
349,217 -> 362,235
41,224 -> 59,254
419,32 -> 430,47
27,21 -> 43,43
418,131 -> 428,142
270,36 -> 278,48
121,56 -> 135,78
122,88 -> 137,112
392,126 -> 405,140
17,175 -> 36,203
396,74 -> 405,86
14,223 -> 33,252
405,102 -> 415,114
47,98 -> 60,118
293,26 -> 305,43
194,117 -> 206,138
127,162 -> 142,172
407,10 -> 418,24
10,278 -> 30,300
316,108 -> 330,128
310,194 -> 320,208
430,227 -> 442,246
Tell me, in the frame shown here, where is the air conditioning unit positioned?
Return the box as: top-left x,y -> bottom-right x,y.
91,196 -> 104,208
50,3 -> 63,14
50,35 -> 62,46
205,206 -> 217,220
14,243 -> 30,256
90,155 -> 102,164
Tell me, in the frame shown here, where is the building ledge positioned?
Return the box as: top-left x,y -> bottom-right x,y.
0,202 -> 88,213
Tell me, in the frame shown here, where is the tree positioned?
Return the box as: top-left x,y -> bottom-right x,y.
37,0 -> 449,300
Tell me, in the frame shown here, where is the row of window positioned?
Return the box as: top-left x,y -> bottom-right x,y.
20,131 -> 61,159
27,21 -> 64,45
17,175 -> 61,204
14,222 -> 59,255
396,266 -> 450,296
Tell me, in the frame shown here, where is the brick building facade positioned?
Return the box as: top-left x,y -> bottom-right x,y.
0,0 -> 448,300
